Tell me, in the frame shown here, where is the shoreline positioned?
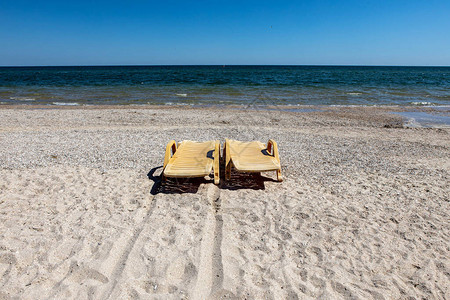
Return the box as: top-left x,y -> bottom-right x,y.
1,104 -> 448,128
1,103 -> 449,108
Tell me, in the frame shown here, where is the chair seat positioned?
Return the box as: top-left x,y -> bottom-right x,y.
164,140 -> 216,177
228,140 -> 281,172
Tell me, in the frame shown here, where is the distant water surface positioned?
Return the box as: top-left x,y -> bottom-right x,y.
0,66 -> 449,106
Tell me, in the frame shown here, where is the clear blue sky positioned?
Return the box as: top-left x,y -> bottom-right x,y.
1,0 -> 450,66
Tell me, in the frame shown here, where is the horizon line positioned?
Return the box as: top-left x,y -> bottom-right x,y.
1,64 -> 450,68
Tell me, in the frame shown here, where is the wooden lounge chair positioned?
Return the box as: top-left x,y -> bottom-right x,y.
162,140 -> 220,184
224,139 -> 282,182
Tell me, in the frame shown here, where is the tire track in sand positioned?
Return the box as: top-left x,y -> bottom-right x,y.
192,184 -> 226,299
99,195 -> 157,300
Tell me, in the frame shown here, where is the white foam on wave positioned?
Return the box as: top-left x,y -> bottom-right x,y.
52,102 -> 80,106
411,101 -> 434,106
164,102 -> 193,106
10,97 -> 36,101
176,93 -> 188,97
346,92 -> 362,96
329,104 -> 402,108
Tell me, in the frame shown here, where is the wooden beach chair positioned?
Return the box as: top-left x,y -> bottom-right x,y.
224,139 -> 282,182
162,140 -> 220,185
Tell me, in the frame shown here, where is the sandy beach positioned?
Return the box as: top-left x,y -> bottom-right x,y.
0,106 -> 448,299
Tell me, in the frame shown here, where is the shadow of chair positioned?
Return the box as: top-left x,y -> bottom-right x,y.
147,163 -> 276,194
147,166 -> 211,195
219,169 -> 275,190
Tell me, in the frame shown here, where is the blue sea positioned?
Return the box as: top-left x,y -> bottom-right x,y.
0,66 -> 449,106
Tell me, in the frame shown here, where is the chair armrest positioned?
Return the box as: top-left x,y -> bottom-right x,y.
163,140 -> 177,169
225,139 -> 231,166
214,141 -> 220,184
267,139 -> 280,163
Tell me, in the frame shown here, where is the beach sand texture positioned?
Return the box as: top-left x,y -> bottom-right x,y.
0,106 -> 449,299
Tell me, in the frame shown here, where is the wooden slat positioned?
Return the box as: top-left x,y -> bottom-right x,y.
164,140 -> 216,177
227,140 -> 281,172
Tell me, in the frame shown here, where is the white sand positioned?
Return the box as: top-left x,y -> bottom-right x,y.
0,106 -> 449,299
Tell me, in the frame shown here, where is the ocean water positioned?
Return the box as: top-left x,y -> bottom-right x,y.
0,66 -> 449,106
394,111 -> 450,128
